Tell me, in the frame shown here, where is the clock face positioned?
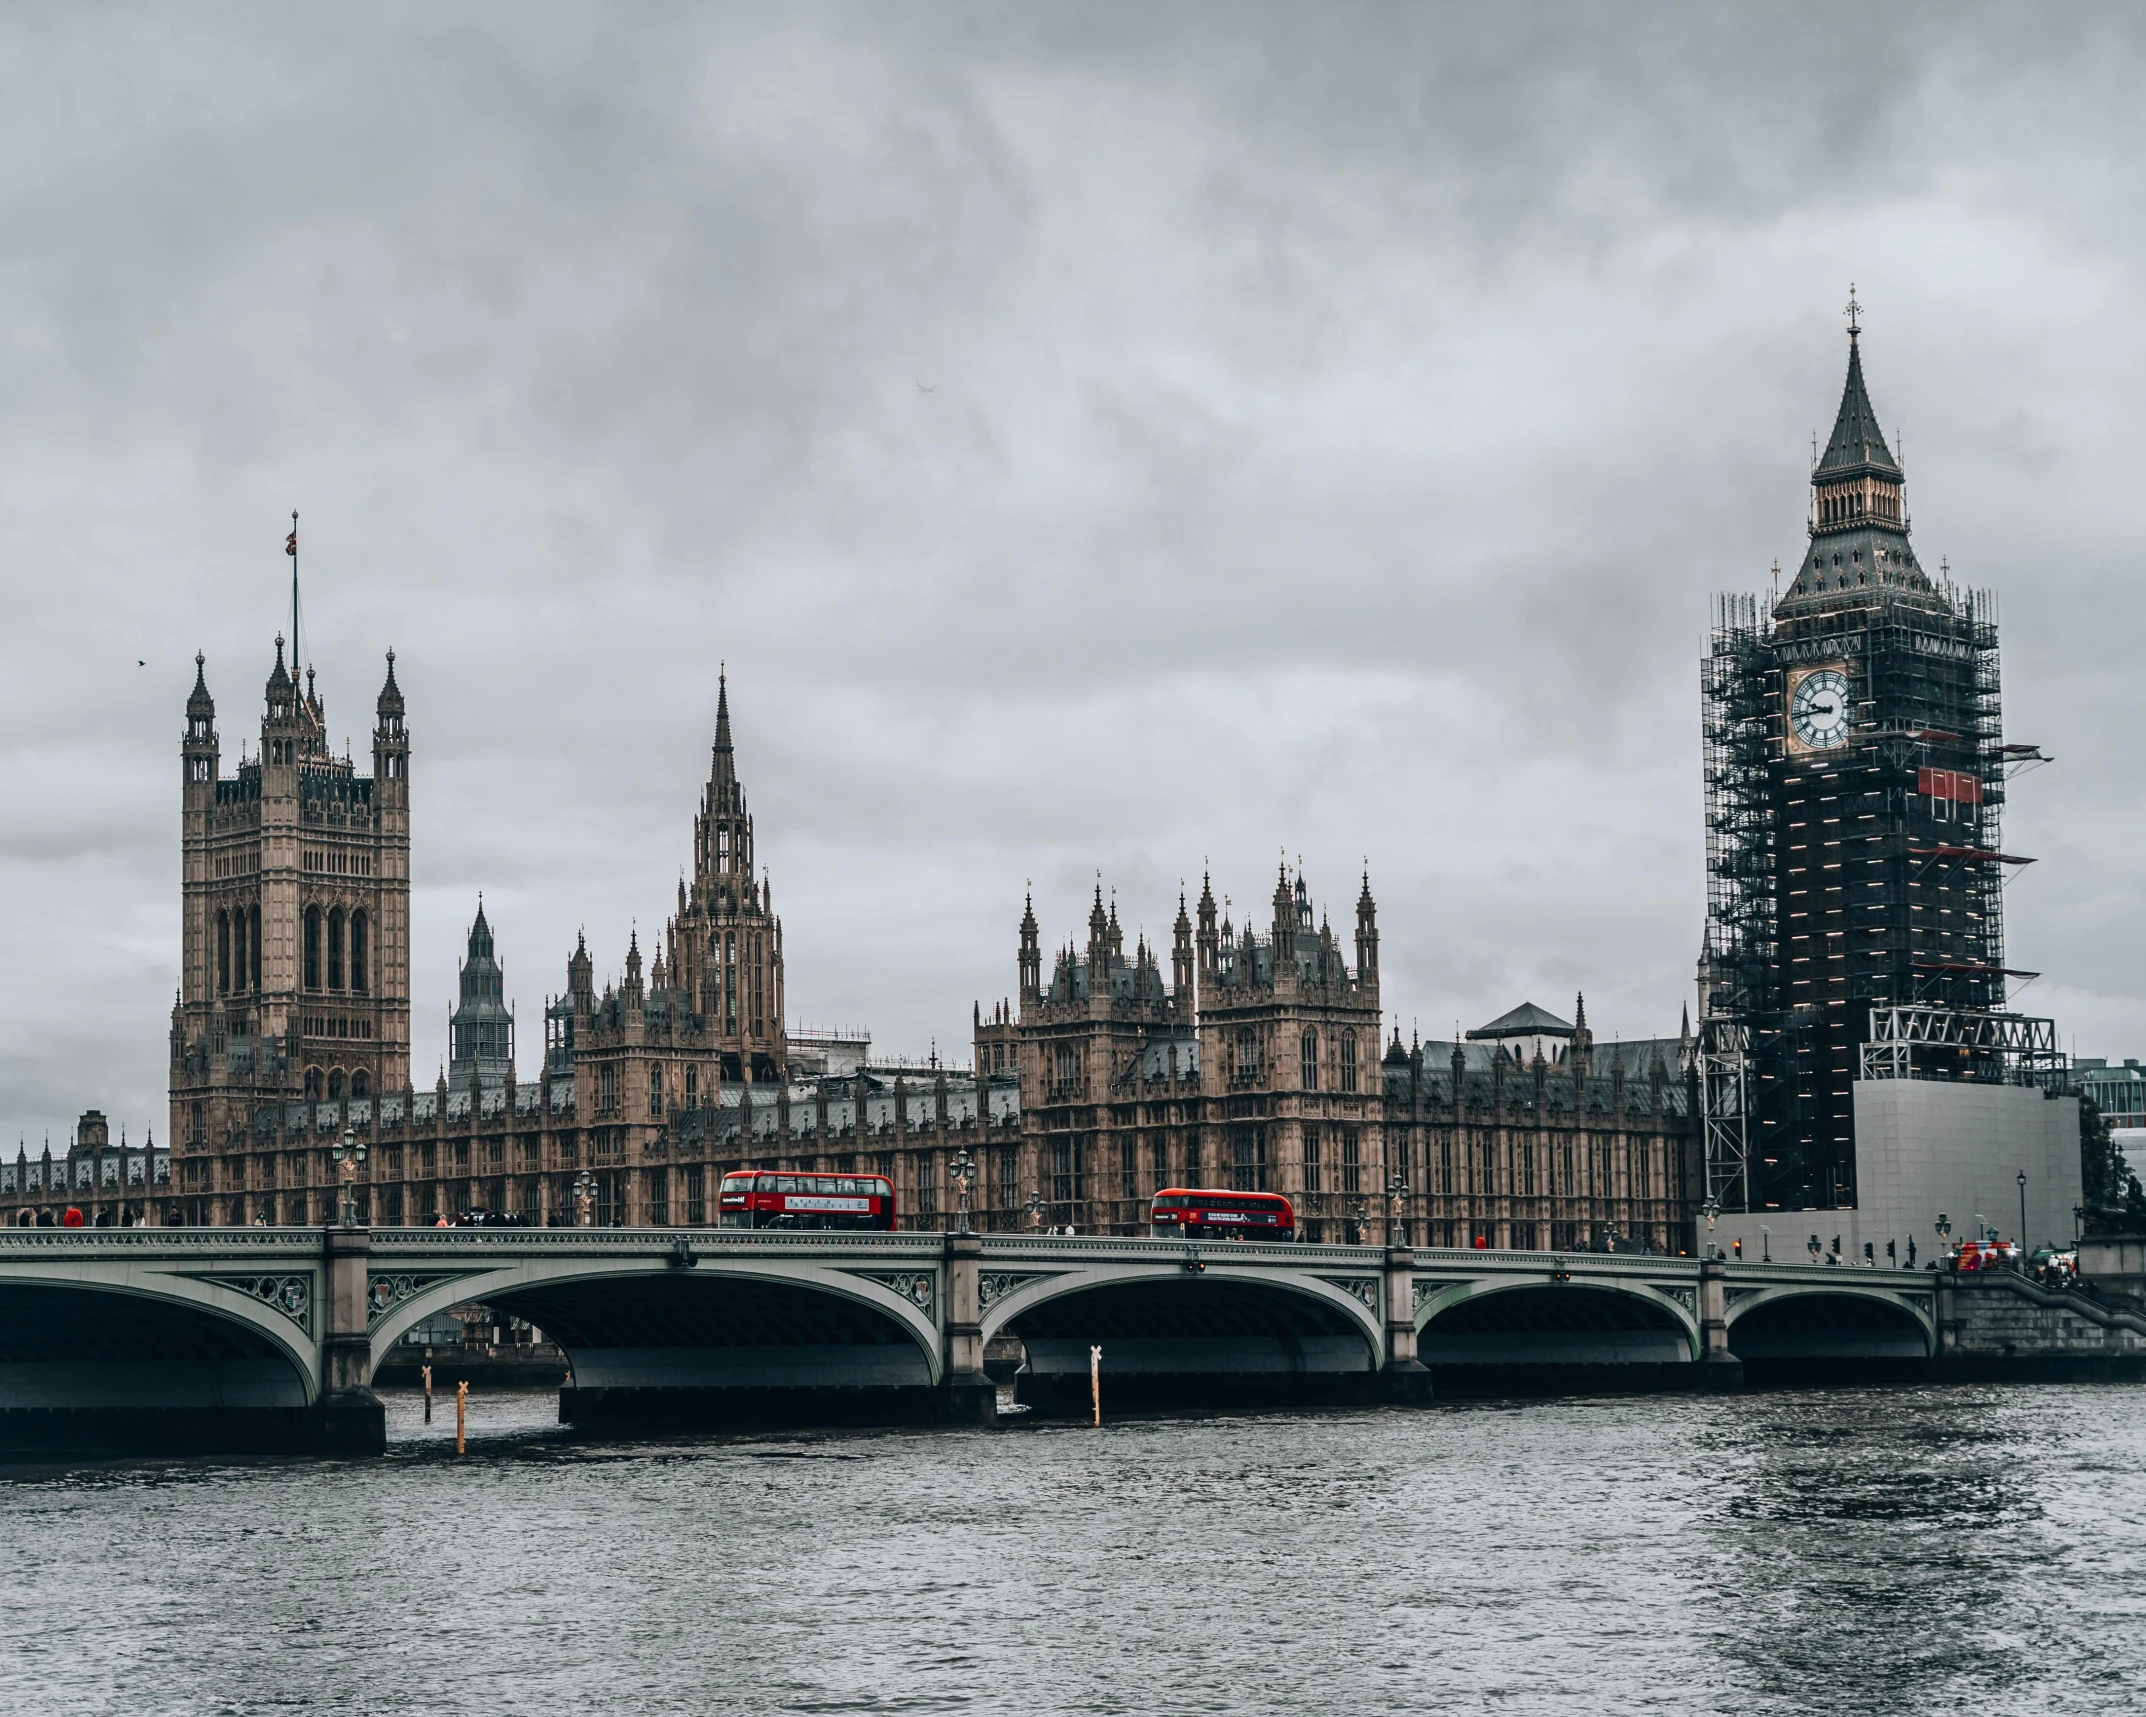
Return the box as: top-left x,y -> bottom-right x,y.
1790,668 -> 1853,750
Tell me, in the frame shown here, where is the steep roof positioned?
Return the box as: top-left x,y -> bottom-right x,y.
1814,332 -> 1901,479
1468,1001 -> 1575,1040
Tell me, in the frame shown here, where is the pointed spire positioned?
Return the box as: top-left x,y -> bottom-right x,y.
187,651 -> 215,720
376,648 -> 404,717
714,667 -> 732,755
1816,293 -> 1900,479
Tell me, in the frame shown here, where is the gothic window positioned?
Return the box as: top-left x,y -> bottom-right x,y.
1051,1136 -> 1084,1207
249,904 -> 261,989
1148,1134 -> 1168,1193
916,1153 -> 937,1216
1235,1027 -> 1258,1080
725,932 -> 737,1031
1341,1126 -> 1361,1194
305,1067 -> 323,1099
233,909 -> 249,994
327,908 -> 345,990
1301,1030 -> 1319,1091
217,911 -> 231,995
351,1070 -> 369,1098
684,1065 -> 698,1109
1438,1132 -> 1452,1193
996,1146 -> 1018,1209
1054,1044 -> 1078,1096
304,908 -> 322,991
1119,1136 -> 1138,1200
1340,1031 -> 1358,1093
1230,1125 -> 1267,1193
650,1064 -> 665,1117
350,911 -> 368,994
1303,1124 -> 1323,1193
327,1069 -> 345,1101
685,1164 -> 706,1225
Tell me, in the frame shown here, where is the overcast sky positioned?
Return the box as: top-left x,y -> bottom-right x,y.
4,3 -> 2143,1147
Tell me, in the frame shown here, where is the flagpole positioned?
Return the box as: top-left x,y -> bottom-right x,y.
289,509 -> 300,678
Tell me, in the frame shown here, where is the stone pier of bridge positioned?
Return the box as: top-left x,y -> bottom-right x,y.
4,1225 -> 2140,1454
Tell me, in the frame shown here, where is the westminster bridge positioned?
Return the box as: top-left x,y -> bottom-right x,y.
2,1226 -> 2141,1453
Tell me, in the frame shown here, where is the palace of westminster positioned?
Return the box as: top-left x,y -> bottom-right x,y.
19,313 -> 2010,1252
0,631 -> 1701,1249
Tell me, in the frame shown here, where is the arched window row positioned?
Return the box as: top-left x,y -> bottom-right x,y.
303,906 -> 370,994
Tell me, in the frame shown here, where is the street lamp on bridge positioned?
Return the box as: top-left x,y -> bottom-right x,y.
1701,1195 -> 1721,1260
330,1127 -> 368,1229
1024,1188 -> 1047,1233
949,1148 -> 976,1235
573,1170 -> 596,1229
1386,1175 -> 1409,1245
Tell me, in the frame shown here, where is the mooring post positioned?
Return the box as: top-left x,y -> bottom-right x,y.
1382,1244 -> 1433,1402
1697,1254 -> 1744,1390
318,1225 -> 387,1452
940,1230 -> 996,1424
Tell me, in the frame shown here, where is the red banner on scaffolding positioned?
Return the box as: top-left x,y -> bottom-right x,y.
1917,766 -> 1982,805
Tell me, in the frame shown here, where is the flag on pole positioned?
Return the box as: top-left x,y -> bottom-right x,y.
286,528 -> 298,557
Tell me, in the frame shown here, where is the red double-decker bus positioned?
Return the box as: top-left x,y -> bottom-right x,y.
1148,1188 -> 1295,1241
716,1171 -> 898,1231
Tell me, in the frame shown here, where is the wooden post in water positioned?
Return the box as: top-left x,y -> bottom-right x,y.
422,1363 -> 433,1423
1089,1344 -> 1101,1426
456,1379 -> 468,1454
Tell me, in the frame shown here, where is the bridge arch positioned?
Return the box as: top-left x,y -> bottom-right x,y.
979,1261 -> 1385,1409
1725,1284 -> 1934,1363
367,1248 -> 945,1416
0,1273 -> 319,1435
1415,1275 -> 1699,1369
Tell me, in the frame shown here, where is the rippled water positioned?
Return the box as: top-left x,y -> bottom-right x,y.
2,1383 -> 2143,1715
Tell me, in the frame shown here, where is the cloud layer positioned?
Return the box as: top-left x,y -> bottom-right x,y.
4,3 -> 2144,1143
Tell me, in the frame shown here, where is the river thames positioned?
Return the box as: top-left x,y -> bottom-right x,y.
3,1383 -> 2143,1715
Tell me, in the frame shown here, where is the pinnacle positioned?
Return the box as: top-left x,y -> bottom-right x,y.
1815,324 -> 1900,478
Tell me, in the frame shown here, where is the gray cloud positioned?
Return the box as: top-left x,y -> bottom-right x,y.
3,2 -> 2144,1144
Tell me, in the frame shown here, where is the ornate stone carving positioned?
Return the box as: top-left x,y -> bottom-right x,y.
854,1270 -> 934,1314
978,1272 -> 1048,1310
1412,1279 -> 1437,1313
1321,1276 -> 1379,1314
365,1271 -> 484,1328
197,1273 -> 313,1334
1664,1286 -> 1697,1314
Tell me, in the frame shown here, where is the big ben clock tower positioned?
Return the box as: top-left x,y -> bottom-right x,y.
1699,296 -> 2062,1227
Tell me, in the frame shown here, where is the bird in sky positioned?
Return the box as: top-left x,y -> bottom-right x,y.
915,381 -> 936,393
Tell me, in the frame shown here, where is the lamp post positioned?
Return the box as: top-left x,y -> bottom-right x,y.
573,1169 -> 595,1229
949,1147 -> 976,1235
329,1126 -> 368,1229
1702,1195 -> 1722,1260
2016,1170 -> 2028,1258
1386,1174 -> 1409,1245
1024,1188 -> 1046,1233
1935,1212 -> 1952,1265
1759,1223 -> 1771,1264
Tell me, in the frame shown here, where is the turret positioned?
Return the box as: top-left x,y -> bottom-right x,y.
1171,888 -> 1194,1000
1271,862 -> 1295,966
183,652 -> 218,793
1569,991 -> 1594,1081
1018,891 -> 1041,1002
1355,869 -> 1379,980
1196,871 -> 1219,981
372,649 -> 409,800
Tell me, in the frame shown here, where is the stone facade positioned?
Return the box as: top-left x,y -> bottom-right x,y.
4,634 -> 1701,1251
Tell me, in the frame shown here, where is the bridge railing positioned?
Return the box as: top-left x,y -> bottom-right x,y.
0,1228 -> 324,1253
